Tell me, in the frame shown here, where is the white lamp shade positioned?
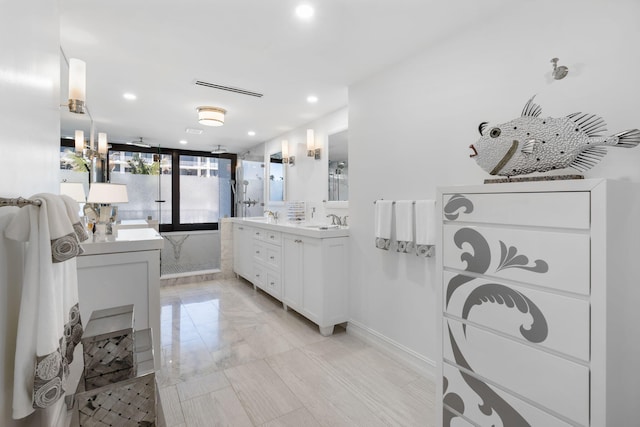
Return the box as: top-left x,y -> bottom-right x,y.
68,58 -> 86,102
60,182 -> 86,202
98,132 -> 108,154
87,183 -> 128,204
197,106 -> 226,126
281,140 -> 289,159
75,130 -> 84,153
306,129 -> 315,151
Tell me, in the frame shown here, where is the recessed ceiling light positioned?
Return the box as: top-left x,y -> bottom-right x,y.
248,131 -> 256,136
179,140 -> 188,145
295,4 -> 314,19
185,128 -> 203,135
123,92 -> 137,100
307,95 -> 318,104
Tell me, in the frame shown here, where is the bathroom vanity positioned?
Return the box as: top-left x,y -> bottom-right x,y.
437,179 -> 640,427
77,228 -> 164,368
232,219 -> 349,336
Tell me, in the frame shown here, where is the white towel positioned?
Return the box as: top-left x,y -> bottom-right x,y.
415,200 -> 436,257
374,200 -> 393,250
394,200 -> 414,253
4,193 -> 86,418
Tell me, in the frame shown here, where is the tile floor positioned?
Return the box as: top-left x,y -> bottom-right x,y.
157,277 -> 435,427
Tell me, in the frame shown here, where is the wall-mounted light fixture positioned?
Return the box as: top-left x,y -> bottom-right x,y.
75,130 -> 85,154
197,106 -> 226,126
306,129 -> 320,160
98,132 -> 108,155
68,58 -> 86,114
282,140 -> 295,166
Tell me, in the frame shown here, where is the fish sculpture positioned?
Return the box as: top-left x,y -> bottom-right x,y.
469,96 -> 640,177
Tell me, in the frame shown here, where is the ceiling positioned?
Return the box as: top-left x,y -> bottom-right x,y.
60,0 -> 508,154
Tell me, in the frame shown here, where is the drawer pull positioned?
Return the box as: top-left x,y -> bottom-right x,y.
270,281 -> 275,286
270,235 -> 275,239
238,226 -> 244,230
270,256 -> 275,260
295,239 -> 302,243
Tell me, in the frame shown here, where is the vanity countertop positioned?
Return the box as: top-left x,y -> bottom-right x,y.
80,227 -> 165,255
230,217 -> 349,238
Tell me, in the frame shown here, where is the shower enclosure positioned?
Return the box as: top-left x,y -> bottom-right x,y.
235,159 -> 264,217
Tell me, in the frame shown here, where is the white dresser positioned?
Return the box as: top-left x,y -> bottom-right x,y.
436,179 -> 640,427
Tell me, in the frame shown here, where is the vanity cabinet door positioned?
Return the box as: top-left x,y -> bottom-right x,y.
232,223 -> 253,279
282,234 -> 304,310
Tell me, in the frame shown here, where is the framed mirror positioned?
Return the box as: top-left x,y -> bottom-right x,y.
268,151 -> 286,202
328,129 -> 348,202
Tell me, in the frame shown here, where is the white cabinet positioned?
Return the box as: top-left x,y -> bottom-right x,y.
231,219 -> 349,336
282,233 -> 348,336
233,223 -> 253,279
437,179 -> 640,427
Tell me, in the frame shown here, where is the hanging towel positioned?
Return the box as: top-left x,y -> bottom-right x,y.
415,200 -> 436,257
4,193 -> 87,419
395,200 -> 414,253
374,200 -> 393,250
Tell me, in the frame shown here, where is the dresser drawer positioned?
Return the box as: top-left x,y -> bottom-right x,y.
443,224 -> 590,295
444,272 -> 590,361
443,362 -> 573,427
444,318 -> 589,426
442,191 -> 590,229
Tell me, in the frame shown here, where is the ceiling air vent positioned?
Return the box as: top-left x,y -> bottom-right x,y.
194,80 -> 263,98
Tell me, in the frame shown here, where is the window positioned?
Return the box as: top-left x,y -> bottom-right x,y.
61,139 -> 236,232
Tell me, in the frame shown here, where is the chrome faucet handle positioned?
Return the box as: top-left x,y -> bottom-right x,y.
341,216 -> 348,226
326,214 -> 339,225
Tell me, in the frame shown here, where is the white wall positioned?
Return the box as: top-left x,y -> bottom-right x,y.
0,1 -> 61,425
348,0 -> 640,373
263,107 -> 348,220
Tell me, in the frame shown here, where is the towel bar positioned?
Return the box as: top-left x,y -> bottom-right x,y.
0,197 -> 42,208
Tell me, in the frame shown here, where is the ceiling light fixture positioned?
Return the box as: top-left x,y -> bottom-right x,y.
248,131 -> 256,136
68,58 -> 86,114
185,128 -> 203,135
307,95 -> 318,104
295,4 -> 314,19
123,93 -> 137,100
179,140 -> 188,145
211,145 -> 228,154
197,106 -> 226,127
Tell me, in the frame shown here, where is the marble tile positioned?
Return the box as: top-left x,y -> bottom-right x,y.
260,407 -> 321,427
181,386 -> 253,427
176,370 -> 230,401
157,385 -> 185,427
224,359 -> 303,425
158,278 -> 436,426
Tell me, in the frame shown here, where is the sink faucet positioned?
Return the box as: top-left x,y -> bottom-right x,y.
341,215 -> 348,226
326,214 -> 341,226
265,210 -> 279,223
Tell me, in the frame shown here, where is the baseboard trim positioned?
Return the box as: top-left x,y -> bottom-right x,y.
346,320 -> 435,379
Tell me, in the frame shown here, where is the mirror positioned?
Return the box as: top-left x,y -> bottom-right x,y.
268,152 -> 285,202
328,129 -> 348,202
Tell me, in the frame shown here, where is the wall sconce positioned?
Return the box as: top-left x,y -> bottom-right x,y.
197,106 -> 226,126
75,130 -> 85,154
68,58 -> 86,114
282,140 -> 295,166
306,129 -> 321,160
98,132 -> 108,155
86,183 -> 129,235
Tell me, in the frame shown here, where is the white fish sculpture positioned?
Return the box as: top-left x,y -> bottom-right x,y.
469,96 -> 640,177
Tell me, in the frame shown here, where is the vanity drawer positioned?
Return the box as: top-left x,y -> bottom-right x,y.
253,242 -> 266,262
444,318 -> 589,426
265,245 -> 281,270
252,265 -> 266,287
253,228 -> 266,241
443,224 -> 590,295
264,271 -> 281,298
442,191 -> 590,229
264,230 -> 281,245
444,272 -> 590,361
443,362 -> 573,427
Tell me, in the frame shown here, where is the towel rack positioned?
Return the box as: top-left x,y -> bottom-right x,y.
0,197 -> 42,208
373,200 -> 416,205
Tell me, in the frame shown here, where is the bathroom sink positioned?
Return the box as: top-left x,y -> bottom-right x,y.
302,225 -> 340,230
